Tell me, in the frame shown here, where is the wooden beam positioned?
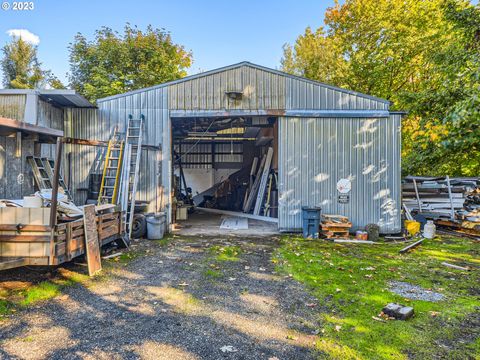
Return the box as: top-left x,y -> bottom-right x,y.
0,235 -> 50,242
0,117 -> 63,137
63,136 -> 160,151
49,137 -> 62,265
0,225 -> 51,231
399,238 -> 425,253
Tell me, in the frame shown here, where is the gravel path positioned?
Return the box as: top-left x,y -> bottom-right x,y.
0,235 -> 321,360
389,281 -> 445,302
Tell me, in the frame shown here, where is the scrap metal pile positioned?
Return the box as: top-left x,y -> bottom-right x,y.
402,176 -> 480,234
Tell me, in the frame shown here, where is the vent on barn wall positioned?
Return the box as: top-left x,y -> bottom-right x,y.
225,90 -> 243,101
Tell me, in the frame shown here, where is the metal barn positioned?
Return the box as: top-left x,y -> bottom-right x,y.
1,62 -> 402,234
65,62 -> 402,233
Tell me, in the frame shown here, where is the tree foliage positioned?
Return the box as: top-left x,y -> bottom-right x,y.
68,24 -> 192,102
1,36 -> 63,89
282,0 -> 480,176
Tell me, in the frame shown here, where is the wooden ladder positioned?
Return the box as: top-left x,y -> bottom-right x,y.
27,156 -> 52,190
27,156 -> 72,199
97,127 -> 124,204
42,157 -> 72,200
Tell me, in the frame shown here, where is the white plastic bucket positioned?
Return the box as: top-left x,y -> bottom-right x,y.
146,213 -> 166,240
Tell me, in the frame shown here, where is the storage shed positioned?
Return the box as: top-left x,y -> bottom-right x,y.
0,89 -> 95,200
62,62 -> 402,233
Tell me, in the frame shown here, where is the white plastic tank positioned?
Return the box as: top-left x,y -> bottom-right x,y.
423,220 -> 436,239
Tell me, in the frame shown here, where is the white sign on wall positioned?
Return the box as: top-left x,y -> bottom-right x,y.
336,178 -> 351,194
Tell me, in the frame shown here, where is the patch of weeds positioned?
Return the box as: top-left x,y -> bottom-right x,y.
20,281 -> 60,306
209,245 -> 242,262
0,299 -> 14,318
156,238 -> 170,247
275,235 -> 480,360
56,269 -> 90,286
118,250 -> 143,264
203,268 -> 223,279
155,234 -> 174,247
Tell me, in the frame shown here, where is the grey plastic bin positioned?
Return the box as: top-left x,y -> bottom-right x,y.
146,213 -> 166,240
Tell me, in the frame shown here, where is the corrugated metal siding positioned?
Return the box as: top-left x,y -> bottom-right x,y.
0,135 -> 35,199
168,65 -> 286,110
66,88 -> 169,212
0,94 -> 26,121
286,78 -> 389,110
38,99 -> 64,158
278,115 -> 401,233
38,99 -> 64,130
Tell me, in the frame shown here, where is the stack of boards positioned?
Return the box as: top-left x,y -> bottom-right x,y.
321,214 -> 352,239
242,147 -> 275,217
402,176 -> 478,220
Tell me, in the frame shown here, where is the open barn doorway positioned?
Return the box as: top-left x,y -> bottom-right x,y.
170,115 -> 279,235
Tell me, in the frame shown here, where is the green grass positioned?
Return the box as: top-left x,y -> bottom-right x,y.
274,236 -> 480,360
20,281 -> 60,306
209,245 -> 242,262
0,267 -> 99,319
203,268 -> 223,279
0,299 -> 14,318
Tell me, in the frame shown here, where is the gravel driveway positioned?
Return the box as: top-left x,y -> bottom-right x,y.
0,235 -> 321,360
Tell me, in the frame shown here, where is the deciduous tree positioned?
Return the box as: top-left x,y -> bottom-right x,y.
68,24 -> 192,102
1,36 -> 62,89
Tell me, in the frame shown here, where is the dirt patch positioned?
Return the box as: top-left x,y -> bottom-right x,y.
0,236 -> 321,359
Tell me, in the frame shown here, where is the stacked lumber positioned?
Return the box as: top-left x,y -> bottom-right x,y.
402,176 -> 478,219
321,214 -> 352,239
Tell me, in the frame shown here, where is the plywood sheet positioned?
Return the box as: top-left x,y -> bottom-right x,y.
220,216 -> 248,230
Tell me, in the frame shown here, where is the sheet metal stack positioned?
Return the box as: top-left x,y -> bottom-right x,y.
402,176 -> 479,220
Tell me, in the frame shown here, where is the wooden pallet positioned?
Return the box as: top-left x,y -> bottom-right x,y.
321,216 -> 352,239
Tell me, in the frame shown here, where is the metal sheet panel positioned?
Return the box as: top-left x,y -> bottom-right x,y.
66,87 -> 169,213
286,77 -> 389,111
0,94 -> 25,121
168,65 -> 286,110
278,115 -> 401,233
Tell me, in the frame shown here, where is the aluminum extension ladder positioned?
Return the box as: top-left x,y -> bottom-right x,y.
121,115 -> 144,238
97,127 -> 124,204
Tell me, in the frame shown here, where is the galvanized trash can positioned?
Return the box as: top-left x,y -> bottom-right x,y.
302,206 -> 321,238
146,213 -> 166,240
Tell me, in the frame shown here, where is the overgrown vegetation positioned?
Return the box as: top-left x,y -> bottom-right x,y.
282,0 -> 480,176
274,236 -> 480,359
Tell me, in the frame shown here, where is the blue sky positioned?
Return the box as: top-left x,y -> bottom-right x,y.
0,0 -> 332,85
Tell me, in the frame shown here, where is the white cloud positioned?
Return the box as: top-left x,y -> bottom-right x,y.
6,29 -> 40,45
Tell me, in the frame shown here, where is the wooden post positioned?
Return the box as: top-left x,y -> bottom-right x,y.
48,137 -> 63,265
